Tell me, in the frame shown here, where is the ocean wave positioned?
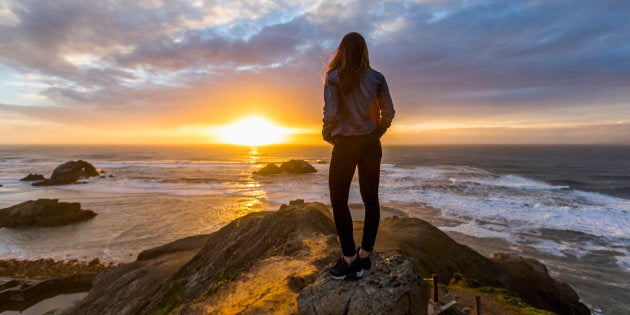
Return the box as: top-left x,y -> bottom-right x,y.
450,174 -> 570,190
4,159 -> 629,270
159,177 -> 224,184
375,164 -> 630,270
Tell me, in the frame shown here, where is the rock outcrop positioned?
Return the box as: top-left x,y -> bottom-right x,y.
490,253 -> 588,315
69,201 -> 588,315
0,274 -> 94,312
0,199 -> 97,227
374,216 -> 590,315
298,253 -> 428,315
253,163 -> 282,175
280,159 -> 317,174
20,174 -> 45,181
72,200 -> 337,314
0,258 -> 110,313
32,160 -> 99,186
253,159 -> 317,175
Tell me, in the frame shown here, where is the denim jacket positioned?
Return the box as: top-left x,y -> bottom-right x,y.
322,68 -> 395,144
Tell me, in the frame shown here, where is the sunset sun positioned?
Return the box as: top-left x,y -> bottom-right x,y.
214,116 -> 290,146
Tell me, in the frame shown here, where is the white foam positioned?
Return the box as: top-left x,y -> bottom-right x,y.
0,238 -> 21,256
458,174 -> 569,190
615,255 -> 630,271
377,165 -> 630,239
372,164 -> 630,270
440,220 -> 517,242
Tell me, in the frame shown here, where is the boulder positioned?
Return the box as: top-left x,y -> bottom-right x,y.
253,163 -> 282,175
20,174 -> 45,181
298,253 -> 429,315
33,160 -> 99,186
0,199 -> 97,227
279,159 -> 317,174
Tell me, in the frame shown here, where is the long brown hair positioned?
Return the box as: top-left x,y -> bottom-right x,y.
327,32 -> 370,93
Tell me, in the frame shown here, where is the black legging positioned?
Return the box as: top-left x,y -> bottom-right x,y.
329,131 -> 382,257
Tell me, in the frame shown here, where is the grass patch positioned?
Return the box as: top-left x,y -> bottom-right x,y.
450,273 -> 556,315
200,268 -> 246,299
146,279 -> 187,315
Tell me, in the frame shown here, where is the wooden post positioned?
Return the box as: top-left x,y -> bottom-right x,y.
432,274 -> 438,303
475,295 -> 481,315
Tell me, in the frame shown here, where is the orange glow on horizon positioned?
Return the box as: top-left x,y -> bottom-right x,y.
213,116 -> 292,146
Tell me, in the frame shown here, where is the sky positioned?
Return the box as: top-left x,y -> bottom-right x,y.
1,0 -> 629,145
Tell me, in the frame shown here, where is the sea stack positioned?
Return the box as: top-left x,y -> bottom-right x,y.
254,159 -> 317,175
32,160 -> 99,186
20,174 -> 46,181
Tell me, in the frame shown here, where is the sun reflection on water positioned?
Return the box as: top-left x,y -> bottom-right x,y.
248,147 -> 259,164
226,146 -> 267,220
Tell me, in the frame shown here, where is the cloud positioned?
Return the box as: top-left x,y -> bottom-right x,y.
388,123 -> 630,145
0,0 -> 629,143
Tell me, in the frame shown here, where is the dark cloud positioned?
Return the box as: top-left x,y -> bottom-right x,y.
0,0 -> 629,130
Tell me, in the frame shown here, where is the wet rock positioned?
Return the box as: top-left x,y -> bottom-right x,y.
0,274 -> 94,312
297,253 -> 429,315
32,160 -> 99,186
253,163 -> 282,175
0,199 -> 97,227
20,174 -> 45,181
279,159 -> 317,174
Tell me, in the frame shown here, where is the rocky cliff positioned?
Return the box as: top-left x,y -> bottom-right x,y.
70,201 -> 588,314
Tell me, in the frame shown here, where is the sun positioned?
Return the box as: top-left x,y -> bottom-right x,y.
214,116 -> 290,146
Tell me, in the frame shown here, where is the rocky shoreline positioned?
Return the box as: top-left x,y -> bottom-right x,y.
0,258 -> 112,313
0,200 -> 590,314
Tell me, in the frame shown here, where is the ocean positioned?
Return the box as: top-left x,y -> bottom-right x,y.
0,144 -> 628,314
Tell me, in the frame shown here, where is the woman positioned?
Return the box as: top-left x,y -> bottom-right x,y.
322,32 -> 395,280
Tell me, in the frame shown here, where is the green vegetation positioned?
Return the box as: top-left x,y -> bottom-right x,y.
450,273 -> 556,315
147,279 -> 187,315
143,265 -> 249,314
201,268 -> 246,299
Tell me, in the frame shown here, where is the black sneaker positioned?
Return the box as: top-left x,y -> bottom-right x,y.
356,247 -> 371,270
329,258 -> 364,280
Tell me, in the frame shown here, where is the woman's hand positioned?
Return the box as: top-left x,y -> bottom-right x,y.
376,125 -> 387,138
